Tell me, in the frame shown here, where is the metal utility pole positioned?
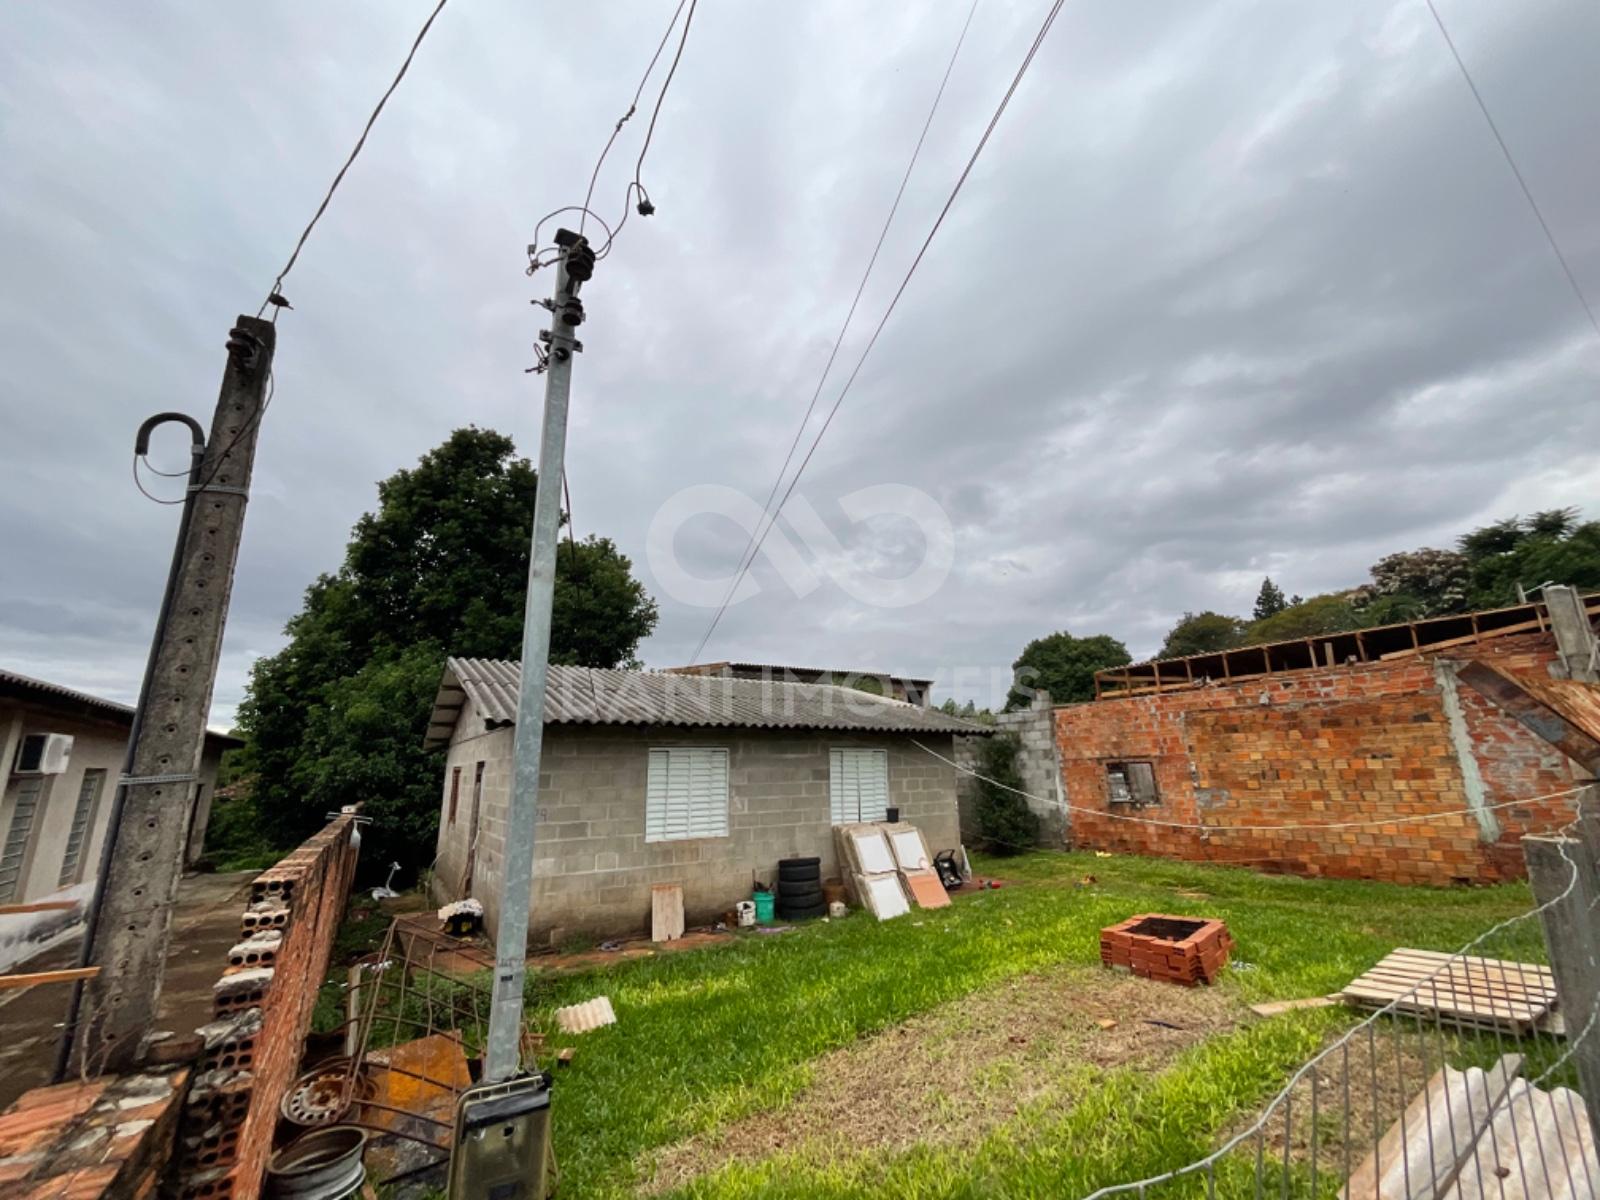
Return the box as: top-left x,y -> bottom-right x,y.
484,230 -> 594,1081
63,316 -> 276,1077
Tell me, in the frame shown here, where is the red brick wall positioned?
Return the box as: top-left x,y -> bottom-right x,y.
177,814 -> 359,1200
1055,631 -> 1583,885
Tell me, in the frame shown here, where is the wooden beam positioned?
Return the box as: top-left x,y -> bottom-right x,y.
0,965 -> 100,991
1380,616 -> 1547,660
1457,661 -> 1600,776
0,900 -> 79,916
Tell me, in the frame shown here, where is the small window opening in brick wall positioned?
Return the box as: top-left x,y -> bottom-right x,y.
1105,760 -> 1159,807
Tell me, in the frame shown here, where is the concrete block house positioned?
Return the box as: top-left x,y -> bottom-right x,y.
425,659 -> 984,945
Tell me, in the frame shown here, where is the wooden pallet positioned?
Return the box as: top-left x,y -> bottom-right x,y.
1341,949 -> 1557,1033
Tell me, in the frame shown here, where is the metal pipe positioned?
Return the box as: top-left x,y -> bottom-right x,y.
484,232 -> 590,1080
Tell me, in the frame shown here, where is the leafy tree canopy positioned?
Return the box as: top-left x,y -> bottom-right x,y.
1159,611 -> 1246,659
233,427 -> 658,872
1466,516 -> 1600,609
1006,631 -> 1130,709
938,697 -> 997,725
1242,593 -> 1362,643
1252,578 -> 1287,621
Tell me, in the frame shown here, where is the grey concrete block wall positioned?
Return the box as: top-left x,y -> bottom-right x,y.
433,704 -> 962,945
954,695 -> 1068,848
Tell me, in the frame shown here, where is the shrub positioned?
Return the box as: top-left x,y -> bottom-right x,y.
974,733 -> 1039,856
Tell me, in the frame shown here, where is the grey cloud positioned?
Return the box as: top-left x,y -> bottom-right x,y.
1,0 -> 1597,723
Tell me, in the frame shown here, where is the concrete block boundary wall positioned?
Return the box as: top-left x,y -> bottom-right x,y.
954,695 -> 1065,848
176,814 -> 359,1200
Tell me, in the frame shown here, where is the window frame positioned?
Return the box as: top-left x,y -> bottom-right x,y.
447,766 -> 461,824
0,776 -> 48,904
58,768 -> 106,887
645,746 -> 730,844
1104,760 -> 1160,807
829,747 -> 890,826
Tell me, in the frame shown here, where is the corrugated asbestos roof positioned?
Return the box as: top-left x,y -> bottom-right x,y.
425,658 -> 988,748
664,661 -> 935,686
0,668 -> 243,747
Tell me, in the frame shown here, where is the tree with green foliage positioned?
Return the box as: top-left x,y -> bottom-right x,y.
1005,630 -> 1130,709
1242,593 -> 1362,642
1252,578 -> 1287,620
1159,611 -> 1246,658
233,427 -> 658,873
1461,510 -> 1600,609
973,733 -> 1038,855
1355,547 -> 1470,617
938,698 -> 997,725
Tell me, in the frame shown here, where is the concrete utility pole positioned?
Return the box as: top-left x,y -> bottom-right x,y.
64,316 -> 276,1077
484,230 -> 595,1081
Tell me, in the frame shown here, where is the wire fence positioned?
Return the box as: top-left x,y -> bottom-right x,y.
1083,801 -> 1600,1200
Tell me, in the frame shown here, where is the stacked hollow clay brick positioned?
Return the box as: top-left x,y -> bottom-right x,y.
1100,914 -> 1233,986
176,814 -> 359,1200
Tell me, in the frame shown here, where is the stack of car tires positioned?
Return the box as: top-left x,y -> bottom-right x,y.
776,856 -> 826,920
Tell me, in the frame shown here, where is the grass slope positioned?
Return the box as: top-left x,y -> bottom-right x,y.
521,851 -> 1540,1197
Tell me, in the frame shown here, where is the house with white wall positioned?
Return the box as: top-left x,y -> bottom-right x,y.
0,668 -> 238,968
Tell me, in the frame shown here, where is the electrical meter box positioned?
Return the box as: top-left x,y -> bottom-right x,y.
447,1074 -> 553,1200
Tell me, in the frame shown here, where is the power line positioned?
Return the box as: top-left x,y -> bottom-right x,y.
690,0 -> 1068,662
579,0 -> 691,241
595,0 -> 701,261
529,0 -> 701,272
257,0 -> 451,315
1423,0 -> 1600,339
687,0 -> 984,667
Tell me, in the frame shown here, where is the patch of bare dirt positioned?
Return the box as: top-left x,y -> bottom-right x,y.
641,966 -> 1244,1194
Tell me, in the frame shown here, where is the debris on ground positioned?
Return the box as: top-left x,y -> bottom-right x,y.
554,995 -> 617,1034
1248,996 -> 1339,1018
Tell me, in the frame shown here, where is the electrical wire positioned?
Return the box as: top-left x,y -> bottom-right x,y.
257,0 -> 450,315
527,0 -> 700,269
190,368 -> 275,494
1423,0 -> 1600,339
688,0 -> 984,668
595,0 -> 700,260
579,0 -> 691,239
690,0 -> 1068,663
132,455 -> 187,506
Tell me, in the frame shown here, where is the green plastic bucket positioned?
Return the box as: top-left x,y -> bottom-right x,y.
753,890 -> 775,923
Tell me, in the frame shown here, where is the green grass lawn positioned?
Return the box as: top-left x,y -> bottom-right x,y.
506,851 -> 1546,1199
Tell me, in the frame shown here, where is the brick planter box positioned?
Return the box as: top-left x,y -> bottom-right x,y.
1100,914 -> 1232,986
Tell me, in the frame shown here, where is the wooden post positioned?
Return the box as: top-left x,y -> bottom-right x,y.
1525,820 -> 1600,1149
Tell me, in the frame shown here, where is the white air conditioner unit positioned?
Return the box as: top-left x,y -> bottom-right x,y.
15,732 -> 73,775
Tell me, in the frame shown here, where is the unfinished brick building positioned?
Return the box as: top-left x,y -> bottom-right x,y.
1054,592 -> 1600,885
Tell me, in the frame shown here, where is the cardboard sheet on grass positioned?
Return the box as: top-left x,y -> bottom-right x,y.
835,822 -> 947,919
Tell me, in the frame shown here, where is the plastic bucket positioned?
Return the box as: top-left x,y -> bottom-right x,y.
753,890 -> 775,923
735,900 -> 756,928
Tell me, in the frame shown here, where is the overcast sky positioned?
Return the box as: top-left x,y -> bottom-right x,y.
2,0 -> 1597,725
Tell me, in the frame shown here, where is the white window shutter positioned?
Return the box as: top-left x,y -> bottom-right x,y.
830,748 -> 889,825
646,748 -> 729,843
